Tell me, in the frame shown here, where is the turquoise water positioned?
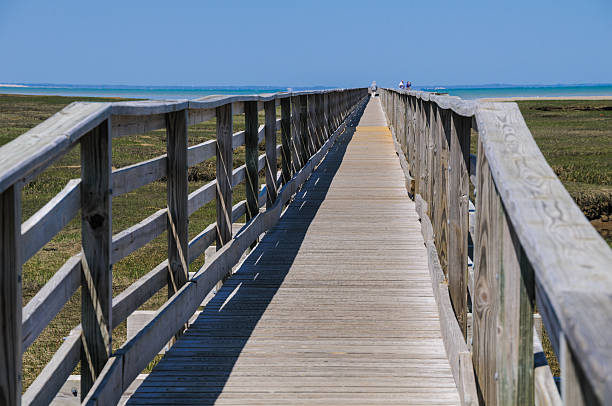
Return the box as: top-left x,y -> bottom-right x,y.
1,83 -> 612,100
419,84 -> 612,100
0,84 -> 313,100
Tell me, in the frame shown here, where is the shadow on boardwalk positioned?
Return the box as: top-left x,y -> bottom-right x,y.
128,102 -> 367,405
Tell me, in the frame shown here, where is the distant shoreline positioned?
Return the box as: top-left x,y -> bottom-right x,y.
480,95 -> 612,102
0,84 -> 28,88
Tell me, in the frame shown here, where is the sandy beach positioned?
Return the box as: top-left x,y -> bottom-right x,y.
480,95 -> 612,102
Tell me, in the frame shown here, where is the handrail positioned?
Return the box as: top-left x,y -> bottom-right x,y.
0,87 -> 368,405
381,88 -> 612,405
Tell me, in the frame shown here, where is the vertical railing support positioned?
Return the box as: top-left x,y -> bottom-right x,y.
216,104 -> 233,267
166,109 -> 189,301
448,112 -> 471,337
473,139 -> 535,405
264,100 -> 278,208
80,119 -> 112,400
290,95 -> 303,172
280,98 -> 292,182
0,183 -> 22,406
299,94 -> 310,163
244,101 -> 259,223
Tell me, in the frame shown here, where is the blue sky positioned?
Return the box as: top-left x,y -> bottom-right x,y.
1,0 -> 611,88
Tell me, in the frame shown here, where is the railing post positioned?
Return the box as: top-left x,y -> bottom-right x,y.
244,101 -> 259,223
79,119 -> 112,400
299,94 -> 310,163
473,138 -> 535,405
306,94 -> 318,152
166,109 -> 189,301
323,93 -> 329,139
264,100 -> 278,208
216,103 -> 233,263
448,112 -> 471,337
433,105 -> 448,276
280,98 -> 292,182
290,95 -> 303,172
0,183 -> 22,406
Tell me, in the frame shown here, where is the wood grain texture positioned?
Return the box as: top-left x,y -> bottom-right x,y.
166,110 -> 189,299
21,178 -> 80,262
216,104 -> 233,252
244,101 -> 259,222
79,119 -> 112,399
264,100 -> 278,208
0,184 -> 22,406
22,254 -> 80,351
448,112 -> 471,337
280,97 -> 292,183
475,101 -> 612,403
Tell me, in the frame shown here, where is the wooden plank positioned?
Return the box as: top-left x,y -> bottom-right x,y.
166,110 -> 189,299
497,206 -> 535,405
187,139 -> 215,167
112,156 -> 166,196
299,94 -> 310,163
79,119 -> 112,400
244,101 -> 259,222
290,95 -> 302,172
264,100 -> 278,208
216,103 -> 233,285
22,254 -> 80,351
561,334 -> 601,406
111,209 -> 166,264
187,179 -> 216,217
472,139 -> 500,406
448,112 -> 471,337
111,114 -> 165,138
0,184 -> 22,406
280,98 -> 292,182
21,179 -> 80,262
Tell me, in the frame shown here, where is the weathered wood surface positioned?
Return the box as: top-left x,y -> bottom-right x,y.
79,120 -> 113,399
127,97 -> 460,405
0,184 -> 22,405
474,102 -> 612,403
166,110 -> 189,300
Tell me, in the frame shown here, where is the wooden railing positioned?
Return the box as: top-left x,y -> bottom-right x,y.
381,89 -> 612,406
0,88 -> 368,405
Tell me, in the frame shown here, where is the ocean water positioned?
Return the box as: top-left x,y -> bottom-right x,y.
419,84 -> 612,100
0,84 -> 313,100
1,83 -> 612,100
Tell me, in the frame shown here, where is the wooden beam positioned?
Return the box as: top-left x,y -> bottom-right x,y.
299,94 -> 310,164
280,98 -> 291,183
290,96 -> 302,173
0,183 -> 22,406
79,119 -> 112,400
264,100 -> 278,208
448,112 -> 471,337
215,103 -> 233,281
165,110 -> 189,300
244,101 -> 259,223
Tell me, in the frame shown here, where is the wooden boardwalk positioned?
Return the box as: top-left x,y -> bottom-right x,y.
128,98 -> 460,405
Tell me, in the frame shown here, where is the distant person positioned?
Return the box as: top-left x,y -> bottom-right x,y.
399,80 -> 405,89
406,81 -> 412,89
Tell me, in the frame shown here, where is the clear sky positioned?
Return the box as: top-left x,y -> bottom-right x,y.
1,0 -> 611,88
